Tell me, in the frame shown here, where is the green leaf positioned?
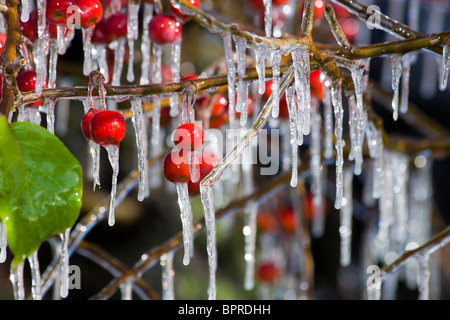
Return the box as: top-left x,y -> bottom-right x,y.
0,117 -> 83,267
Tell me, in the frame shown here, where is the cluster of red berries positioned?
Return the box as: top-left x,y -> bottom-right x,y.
163,121 -> 220,195
81,107 -> 126,147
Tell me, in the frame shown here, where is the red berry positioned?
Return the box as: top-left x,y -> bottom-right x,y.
277,207 -> 297,234
0,33 -> 6,55
91,20 -> 109,44
148,14 -> 182,45
163,150 -> 191,184
208,95 -> 229,129
46,0 -> 74,25
257,262 -> 280,283
181,74 -> 199,82
310,70 -> 323,101
257,211 -> 277,234
90,110 -> 126,147
272,0 -> 291,5
74,0 -> 103,29
16,70 -> 47,108
19,9 -> 38,42
173,123 -> 204,151
169,0 -> 199,22
106,13 -> 128,42
187,153 -> 220,195
81,107 -> 102,140
340,17 -> 359,43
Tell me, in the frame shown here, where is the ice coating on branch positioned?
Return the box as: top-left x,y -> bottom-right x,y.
105,145 -> 120,226
390,54 -> 403,121
286,86 -> 298,187
223,33 -> 236,127
349,61 -> 366,131
234,36 -> 247,120
59,228 -> 70,298
28,251 -> 41,300
110,38 -> 126,86
331,82 -> 344,209
160,251 -> 175,300
200,184 -> 217,300
170,40 -> 182,116
340,167 -> 353,267
140,3 -> 154,85
400,54 -> 412,114
127,2 -> 140,82
34,31 -> 49,95
270,50 -> 282,119
243,202 -> 258,291
0,222 -> 6,263
10,262 -> 25,300
131,98 -> 148,201
440,44 -> 450,91
254,44 -> 267,95
176,183 -> 194,266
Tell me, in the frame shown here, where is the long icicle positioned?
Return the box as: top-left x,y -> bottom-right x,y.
200,184 -> 217,300
59,228 -> 70,298
390,54 -> 403,121
0,222 -> 6,263
28,251 -> 42,300
223,32 -> 236,128
140,3 -> 153,85
331,80 -> 344,209
160,251 -> 175,300
176,182 -> 194,266
130,98 -> 148,201
10,262 -> 25,300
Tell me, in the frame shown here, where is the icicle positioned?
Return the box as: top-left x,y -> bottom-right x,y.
243,202 -> 258,291
189,149 -> 201,183
400,54 -> 412,114
35,31 -> 49,95
152,43 -> 163,85
348,95 -> 363,175
223,33 -> 236,127
291,46 -> 310,136
120,281 -> 133,300
392,153 -> 409,247
418,254 -> 431,300
376,153 -> 393,253
176,182 -> 194,266
104,145 -> 120,226
254,44 -> 267,95
270,50 -> 282,119
0,222 -> 6,263
331,81 -> 344,209
286,86 -> 298,187
110,38 -> 126,86
160,251 -> 175,300
82,26 -> 95,76
323,79 -> 333,159
339,167 -> 353,267
82,99 -> 101,190
20,0 -> 29,22
439,44 -> 450,91
200,184 -> 217,300
234,36 -> 247,114
56,24 -> 66,53
310,100 -> 322,207
262,0 -> 272,37
10,261 -> 25,300
349,61 -> 366,130
95,45 -> 109,84
169,40 -> 182,117
59,228 -> 70,298
127,1 -> 140,82
239,83 -> 250,127
140,3 -> 153,85
131,98 -> 148,201
28,251 -> 42,300
45,99 -> 56,134
390,54 -> 402,121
